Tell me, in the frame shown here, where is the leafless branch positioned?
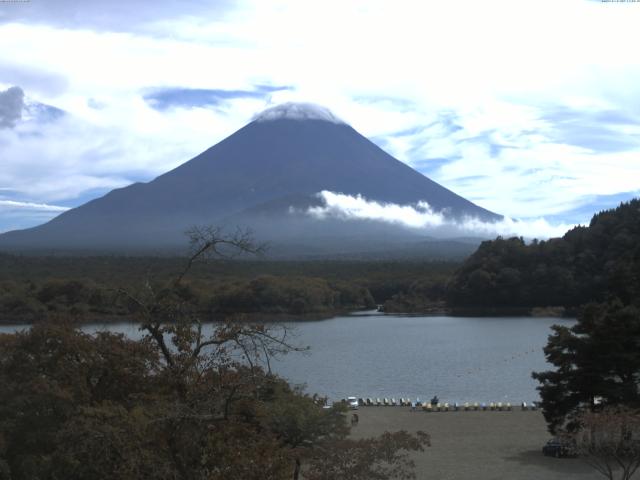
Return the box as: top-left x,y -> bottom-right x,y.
175,225 -> 266,286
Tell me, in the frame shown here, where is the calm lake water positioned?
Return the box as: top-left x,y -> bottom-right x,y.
0,311 -> 573,403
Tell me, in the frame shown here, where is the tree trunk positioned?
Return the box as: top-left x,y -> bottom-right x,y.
293,457 -> 301,480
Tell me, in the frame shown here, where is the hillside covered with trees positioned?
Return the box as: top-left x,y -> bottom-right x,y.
446,199 -> 640,313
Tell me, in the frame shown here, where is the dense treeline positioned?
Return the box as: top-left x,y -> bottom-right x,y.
5,199 -> 638,320
0,255 -> 457,322
210,275 -> 375,315
0,276 -> 374,323
446,199 -> 640,312
381,276 -> 449,313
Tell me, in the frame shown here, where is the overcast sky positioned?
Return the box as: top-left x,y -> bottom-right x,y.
1,0 -> 639,236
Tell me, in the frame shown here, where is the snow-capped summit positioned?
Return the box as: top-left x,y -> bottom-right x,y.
252,102 -> 345,124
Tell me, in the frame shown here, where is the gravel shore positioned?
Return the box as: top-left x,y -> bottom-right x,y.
349,407 -> 601,480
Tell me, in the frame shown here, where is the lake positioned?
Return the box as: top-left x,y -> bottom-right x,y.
0,311 -> 572,404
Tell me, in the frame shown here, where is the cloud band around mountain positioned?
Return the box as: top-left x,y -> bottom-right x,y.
0,200 -> 70,212
308,191 -> 576,239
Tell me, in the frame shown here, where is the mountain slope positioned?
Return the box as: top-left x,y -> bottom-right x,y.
0,103 -> 500,252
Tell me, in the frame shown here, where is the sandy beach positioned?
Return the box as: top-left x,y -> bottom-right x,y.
349,406 -> 601,480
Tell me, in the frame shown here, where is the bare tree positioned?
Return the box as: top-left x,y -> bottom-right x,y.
176,225 -> 266,285
117,226 -> 302,395
113,226 -> 312,476
573,407 -> 640,480
112,226 -> 430,479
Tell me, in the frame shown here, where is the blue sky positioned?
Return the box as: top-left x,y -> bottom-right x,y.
1,0 -> 639,237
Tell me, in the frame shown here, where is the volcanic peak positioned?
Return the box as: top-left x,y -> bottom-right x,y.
252,102 -> 345,124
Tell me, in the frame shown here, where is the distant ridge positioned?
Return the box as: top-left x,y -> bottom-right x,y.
0,103 -> 500,255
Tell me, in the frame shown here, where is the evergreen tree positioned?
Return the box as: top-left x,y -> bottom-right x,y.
533,301 -> 640,433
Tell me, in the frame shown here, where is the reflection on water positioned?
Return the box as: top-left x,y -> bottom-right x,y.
0,311 -> 573,402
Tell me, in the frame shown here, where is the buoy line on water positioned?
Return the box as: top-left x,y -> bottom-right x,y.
452,347 -> 539,378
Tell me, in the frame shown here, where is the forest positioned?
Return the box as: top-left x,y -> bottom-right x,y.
0,254 -> 456,323
444,199 -> 640,313
1,200 -> 639,323
378,199 -> 640,316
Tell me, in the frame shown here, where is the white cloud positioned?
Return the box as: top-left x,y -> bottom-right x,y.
0,92 -> 258,203
0,200 -> 69,212
309,191 -> 446,228
0,199 -> 69,233
309,191 -> 576,239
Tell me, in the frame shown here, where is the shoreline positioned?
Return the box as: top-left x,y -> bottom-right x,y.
0,309 -> 359,326
0,307 -> 577,327
384,305 -> 575,318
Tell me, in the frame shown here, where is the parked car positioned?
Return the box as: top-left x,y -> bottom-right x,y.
347,396 -> 359,409
542,438 -> 577,458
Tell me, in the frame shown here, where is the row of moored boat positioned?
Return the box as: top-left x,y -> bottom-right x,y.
343,398 -> 539,411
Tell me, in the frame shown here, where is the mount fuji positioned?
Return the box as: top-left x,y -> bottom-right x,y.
0,103 -> 500,256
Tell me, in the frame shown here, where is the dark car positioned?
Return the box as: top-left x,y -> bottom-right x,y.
542,438 -> 577,458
